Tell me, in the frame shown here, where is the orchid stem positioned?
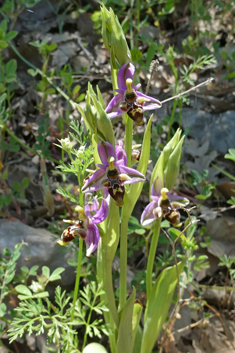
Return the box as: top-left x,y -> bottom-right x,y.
70,237 -> 83,324
70,180 -> 84,325
119,211 -> 129,310
125,116 -> 133,167
146,220 -> 161,300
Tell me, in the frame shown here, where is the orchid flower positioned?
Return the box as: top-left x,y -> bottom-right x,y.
105,63 -> 162,125
58,194 -> 109,256
141,181 -> 189,227
82,141 -> 145,206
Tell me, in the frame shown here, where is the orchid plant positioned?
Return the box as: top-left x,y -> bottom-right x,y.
54,6 -> 200,353
8,5 -> 203,353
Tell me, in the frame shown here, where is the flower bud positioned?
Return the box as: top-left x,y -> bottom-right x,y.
162,128 -> 181,170
87,83 -> 115,147
164,135 -> 184,190
101,5 -> 131,66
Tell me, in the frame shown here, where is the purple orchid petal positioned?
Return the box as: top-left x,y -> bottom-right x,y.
152,177 -> 163,196
118,165 -> 145,184
84,195 -> 99,215
136,91 -> 162,110
98,141 -> 116,165
85,224 -> 99,256
116,141 -> 127,166
82,169 -> 106,193
86,198 -> 109,224
105,94 -> 123,117
168,194 -> 190,206
117,63 -> 135,90
134,83 -> 141,91
115,88 -> 125,94
106,109 -> 125,119
141,200 -> 158,226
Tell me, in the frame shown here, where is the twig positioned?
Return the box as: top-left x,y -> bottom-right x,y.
171,314 -> 216,335
161,78 -> 214,104
192,294 -> 235,350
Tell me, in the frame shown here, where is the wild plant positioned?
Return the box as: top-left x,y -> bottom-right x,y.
0,4 -> 214,353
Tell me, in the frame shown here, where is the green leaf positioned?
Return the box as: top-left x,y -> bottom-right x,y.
127,115 -> 153,215
45,43 -> 57,51
21,177 -> 29,189
4,31 -> 17,41
140,261 -> 185,353
28,68 -> 38,77
6,59 -> 17,75
45,88 -> 55,95
0,20 -> 7,34
15,285 -> 32,296
0,93 -> 7,105
4,270 -> 15,284
0,303 -> 6,317
49,267 -> 65,281
225,148 -> 235,162
72,84 -> 81,95
101,198 -> 120,327
117,288 -> 136,353
3,248 -> 11,256
224,71 -> 235,80
6,73 -> 16,83
133,325 -> 143,353
42,266 -> 50,278
12,182 -> 21,192
4,194 -> 12,206
0,40 -> 8,48
29,265 -> 39,276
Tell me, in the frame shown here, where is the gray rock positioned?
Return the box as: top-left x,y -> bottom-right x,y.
181,108 -> 235,154
0,219 -> 75,288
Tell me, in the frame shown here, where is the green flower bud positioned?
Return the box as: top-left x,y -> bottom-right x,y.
164,135 -> 184,190
101,5 -> 131,66
162,128 -> 181,170
87,83 -> 115,147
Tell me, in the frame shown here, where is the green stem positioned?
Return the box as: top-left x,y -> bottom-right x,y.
8,42 -> 76,110
146,220 -> 161,300
70,236 -> 83,324
70,179 -> 84,324
119,212 -> 129,310
97,236 -> 117,353
167,98 -> 177,142
1,122 -> 58,163
82,294 -> 97,351
125,116 -> 133,167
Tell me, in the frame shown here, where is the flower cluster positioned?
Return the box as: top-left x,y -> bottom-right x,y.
105,63 -> 162,125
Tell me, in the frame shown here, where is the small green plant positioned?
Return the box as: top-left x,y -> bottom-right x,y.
28,39 -> 57,110
190,169 -> 216,201
219,254 -> 235,280
8,282 -> 109,352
